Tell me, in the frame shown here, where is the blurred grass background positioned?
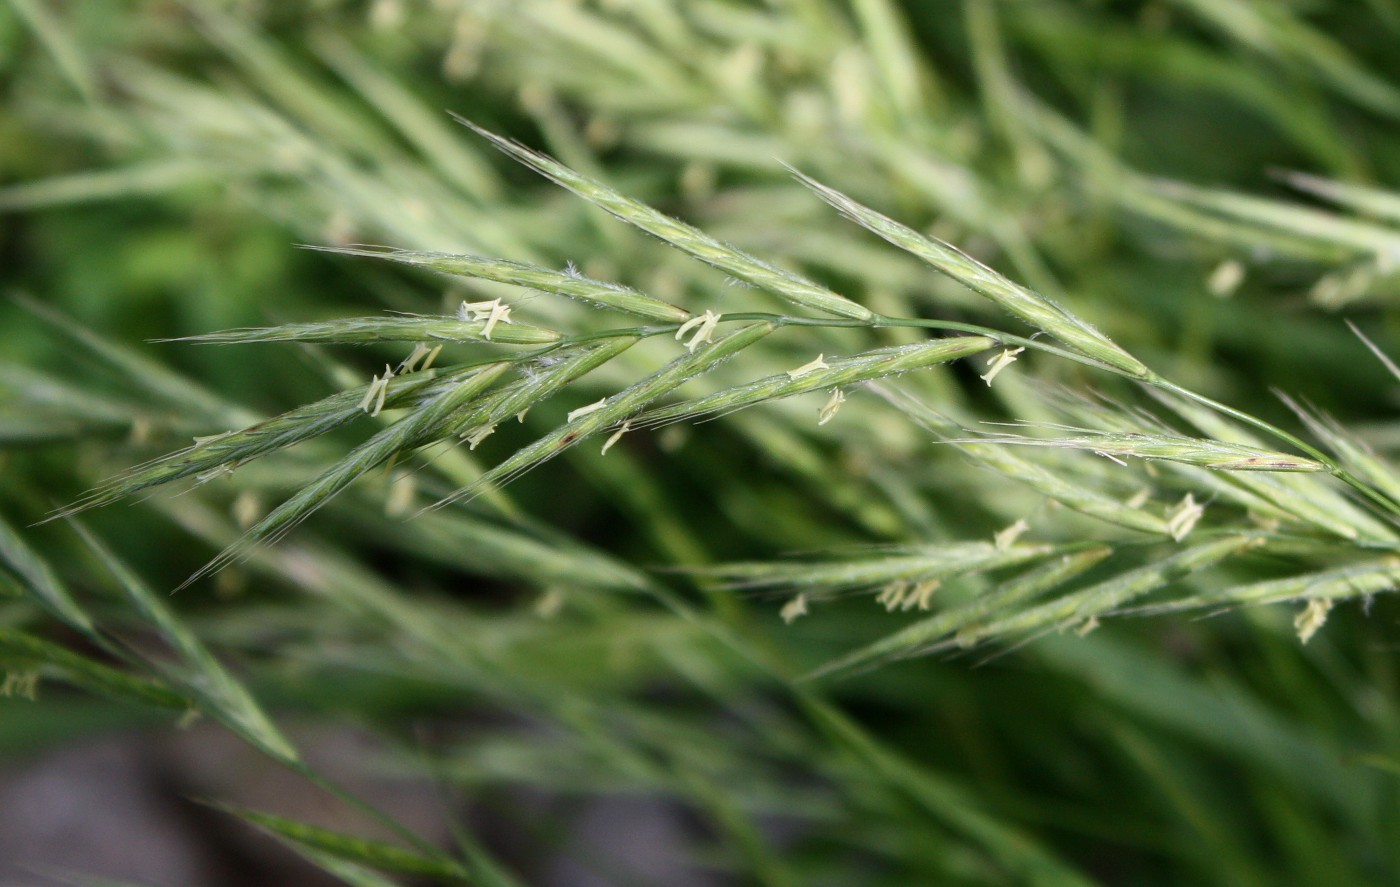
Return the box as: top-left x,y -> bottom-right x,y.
3,1 -> 1400,884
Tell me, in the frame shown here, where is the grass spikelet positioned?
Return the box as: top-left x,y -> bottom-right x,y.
1150,392 -> 1397,541
954,536 -> 1259,645
446,336 -> 641,438
187,362 -> 512,585
876,386 -> 1173,536
787,170 -> 1152,378
455,118 -> 873,321
709,541 -> 1061,594
959,429 -> 1326,473
970,443 -> 1174,535
1278,392 -> 1400,506
811,547 -> 1114,677
635,336 -> 995,429
167,314 -> 561,347
48,366 -> 476,521
428,322 -> 776,511
1129,559 -> 1400,614
318,246 -> 691,322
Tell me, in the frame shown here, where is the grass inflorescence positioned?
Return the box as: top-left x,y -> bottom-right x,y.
6,3 -> 1400,885
46,126 -> 1400,666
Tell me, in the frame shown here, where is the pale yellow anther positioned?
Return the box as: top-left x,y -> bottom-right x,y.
460,298 -> 513,340
876,581 -> 908,611
1294,598 -> 1332,644
1,671 -> 38,700
1166,493 -> 1205,541
601,420 -> 632,455
232,491 -> 263,529
192,431 -> 234,447
385,473 -> 416,517
360,365 -> 395,416
462,424 -> 496,450
903,579 -> 940,611
534,589 -> 566,618
369,0 -> 405,30
420,345 -> 443,372
817,389 -> 846,426
196,465 -> 236,484
787,354 -> 829,378
400,343 -> 434,374
128,417 -> 153,447
675,309 -> 720,352
780,593 -> 809,625
980,347 -> 1025,386
1208,259 -> 1245,297
567,398 -> 608,422
914,579 -> 939,610
994,518 -> 1029,550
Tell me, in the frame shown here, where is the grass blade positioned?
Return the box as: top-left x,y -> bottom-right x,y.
72,520 -> 300,766
0,515 -> 95,634
0,628 -> 189,710
216,804 -> 471,883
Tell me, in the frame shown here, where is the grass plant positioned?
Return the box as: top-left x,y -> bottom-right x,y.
4,2 -> 1400,885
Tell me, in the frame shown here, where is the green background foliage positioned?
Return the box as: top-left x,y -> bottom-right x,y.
3,1 -> 1400,884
